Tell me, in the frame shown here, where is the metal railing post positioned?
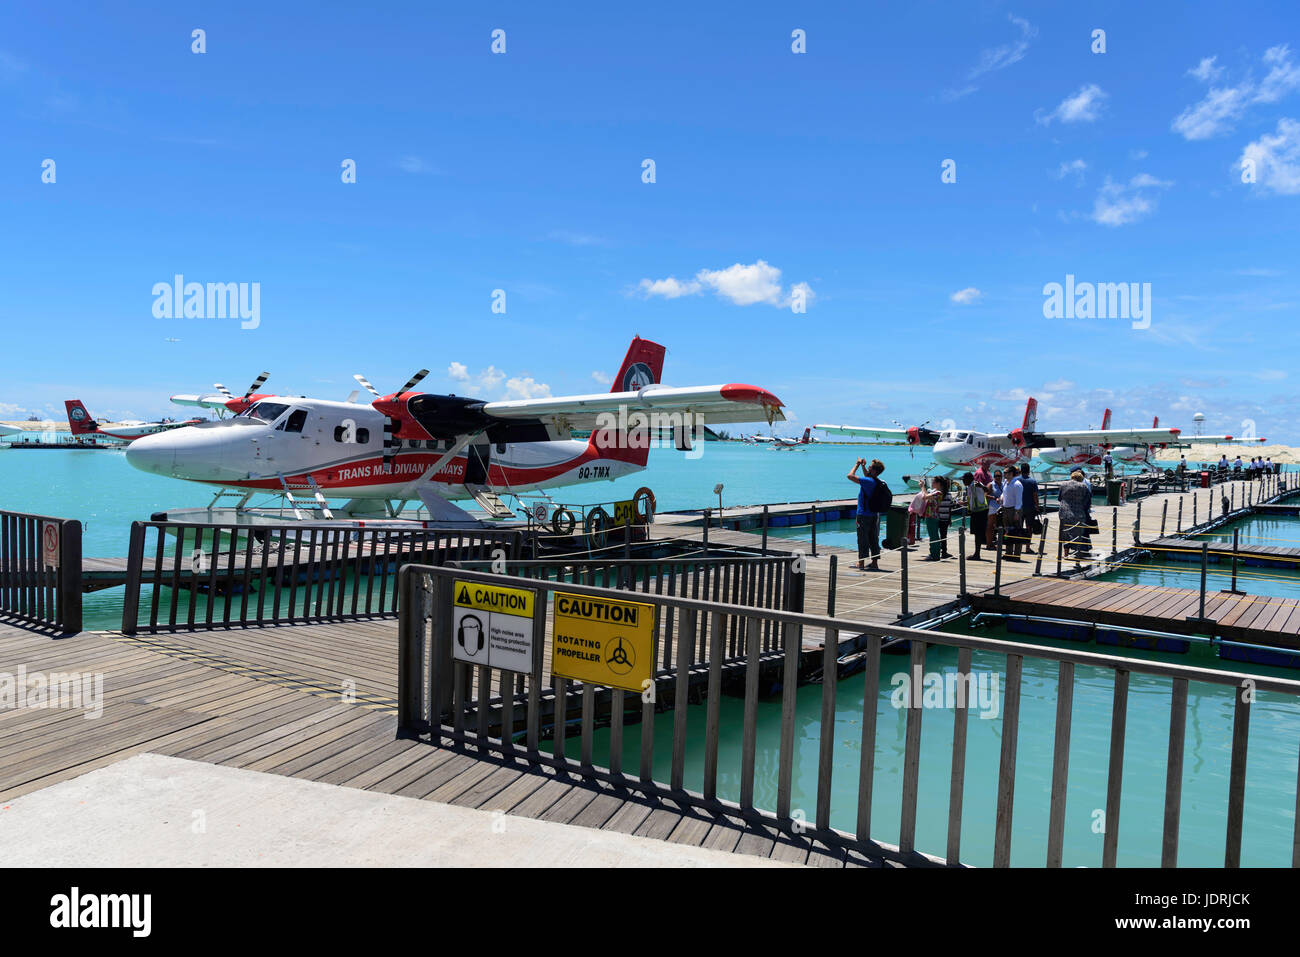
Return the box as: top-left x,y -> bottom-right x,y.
1111,506 -> 1118,558
59,519 -> 82,634
994,528 -> 1003,597
1034,519 -> 1048,576
702,507 -> 710,552
120,521 -> 145,635
898,536 -> 909,619
810,503 -> 817,557
957,527 -> 967,592
827,554 -> 837,617
761,505 -> 769,556
1177,497 -> 1183,532
1160,500 -> 1168,536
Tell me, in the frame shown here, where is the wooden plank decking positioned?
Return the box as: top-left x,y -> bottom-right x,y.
972,577 -> 1300,648
0,619 -> 879,866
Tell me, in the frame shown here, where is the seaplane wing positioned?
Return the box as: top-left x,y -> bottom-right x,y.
1181,434 -> 1267,445
1024,427 -> 1183,448
814,424 -> 939,445
479,384 -> 785,430
170,392 -> 231,410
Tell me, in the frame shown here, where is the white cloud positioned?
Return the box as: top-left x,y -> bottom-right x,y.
1239,117 -> 1300,195
1037,84 -> 1107,125
949,287 -> 982,305
1255,369 -> 1288,381
504,376 -> 551,400
944,14 -> 1036,99
447,361 -> 469,382
1055,158 -> 1087,182
697,260 -> 785,305
637,259 -> 812,308
1188,56 -> 1223,84
1090,173 -> 1173,226
478,365 -> 505,390
1043,379 -> 1076,392
637,276 -> 701,299
397,155 -> 437,174
591,371 -> 611,386
1130,149 -> 1149,160
1172,45 -> 1300,140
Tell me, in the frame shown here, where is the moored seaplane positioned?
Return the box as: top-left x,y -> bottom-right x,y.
816,398 -> 1198,479
1037,413 -> 1264,473
126,337 -> 785,525
64,400 -> 202,443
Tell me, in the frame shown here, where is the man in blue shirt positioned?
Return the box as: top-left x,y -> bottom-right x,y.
848,457 -> 886,571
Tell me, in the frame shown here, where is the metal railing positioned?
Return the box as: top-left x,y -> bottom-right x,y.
121,521 -> 523,634
397,564 -> 1300,868
0,509 -> 82,632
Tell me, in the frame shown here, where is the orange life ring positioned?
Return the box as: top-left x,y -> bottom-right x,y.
633,486 -> 657,524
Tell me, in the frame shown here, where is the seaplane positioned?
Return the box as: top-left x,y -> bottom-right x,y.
126,337 -> 786,525
64,400 -> 202,444
817,398 -> 1197,478
1037,413 -> 1264,473
772,428 -> 814,449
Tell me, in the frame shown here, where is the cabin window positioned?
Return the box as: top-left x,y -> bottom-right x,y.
283,410 -> 308,434
244,401 -> 289,423
496,442 -> 506,454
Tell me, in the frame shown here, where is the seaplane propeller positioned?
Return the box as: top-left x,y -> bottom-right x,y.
354,369 -> 431,471
208,372 -> 270,417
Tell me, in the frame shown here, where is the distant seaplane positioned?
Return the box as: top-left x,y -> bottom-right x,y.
817,398 -> 1192,475
64,400 -> 202,443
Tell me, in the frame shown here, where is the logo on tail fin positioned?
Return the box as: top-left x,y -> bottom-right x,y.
65,400 -> 99,435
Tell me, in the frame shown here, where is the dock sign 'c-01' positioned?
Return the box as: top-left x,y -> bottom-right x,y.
551,592 -> 655,692
452,580 -> 537,675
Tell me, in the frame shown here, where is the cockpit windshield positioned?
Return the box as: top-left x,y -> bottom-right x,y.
240,401 -> 290,423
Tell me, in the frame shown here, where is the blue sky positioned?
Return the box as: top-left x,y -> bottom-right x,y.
2,1 -> 1298,440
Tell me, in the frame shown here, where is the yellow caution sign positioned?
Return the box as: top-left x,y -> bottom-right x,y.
452,580 -> 537,674
453,581 -> 535,617
551,592 -> 655,692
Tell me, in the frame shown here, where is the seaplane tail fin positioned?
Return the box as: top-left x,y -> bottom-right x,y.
64,399 -> 100,435
801,427 -> 811,444
1101,408 -> 1112,431
1021,397 -> 1038,433
587,336 -> 668,467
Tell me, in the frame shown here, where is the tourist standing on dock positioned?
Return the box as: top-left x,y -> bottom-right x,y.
986,469 -> 1004,552
964,471 -> 988,560
848,457 -> 886,571
1103,450 -> 1114,480
922,476 -> 952,561
1019,463 -> 1041,555
1000,468 -> 1024,559
1058,470 -> 1093,558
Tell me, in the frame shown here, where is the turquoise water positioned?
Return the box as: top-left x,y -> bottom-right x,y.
557,617 -> 1300,867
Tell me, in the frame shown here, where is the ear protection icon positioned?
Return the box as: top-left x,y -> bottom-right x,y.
457,614 -> 484,655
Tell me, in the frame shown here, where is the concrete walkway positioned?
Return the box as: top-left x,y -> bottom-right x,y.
0,753 -> 790,867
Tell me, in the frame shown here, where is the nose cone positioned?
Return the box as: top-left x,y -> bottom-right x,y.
125,423 -> 249,482
125,429 -> 178,476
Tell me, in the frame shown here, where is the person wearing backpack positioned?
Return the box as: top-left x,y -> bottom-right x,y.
848,457 -> 888,571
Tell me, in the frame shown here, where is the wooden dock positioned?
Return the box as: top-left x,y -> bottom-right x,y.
1139,535 -> 1300,569
0,619 -> 878,866
971,577 -> 1300,649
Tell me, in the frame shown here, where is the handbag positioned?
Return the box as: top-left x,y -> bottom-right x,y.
1083,517 -> 1100,535
1030,517 -> 1044,535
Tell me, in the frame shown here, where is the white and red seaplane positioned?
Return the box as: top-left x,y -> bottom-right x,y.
64,400 -> 201,444
127,338 -> 785,525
